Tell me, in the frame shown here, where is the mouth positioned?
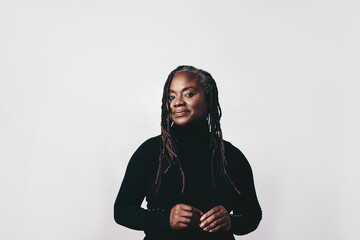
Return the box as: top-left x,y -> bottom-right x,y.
173,109 -> 190,118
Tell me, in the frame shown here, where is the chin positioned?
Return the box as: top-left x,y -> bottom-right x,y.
172,116 -> 194,126
173,120 -> 190,126
173,117 -> 205,126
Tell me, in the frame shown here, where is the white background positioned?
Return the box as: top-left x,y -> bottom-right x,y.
1,0 -> 359,239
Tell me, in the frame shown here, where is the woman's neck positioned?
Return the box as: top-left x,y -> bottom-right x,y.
170,119 -> 210,144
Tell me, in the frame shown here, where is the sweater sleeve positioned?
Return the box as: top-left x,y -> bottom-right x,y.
228,147 -> 262,235
114,139 -> 171,231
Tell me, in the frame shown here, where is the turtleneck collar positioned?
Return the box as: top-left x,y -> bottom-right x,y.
170,119 -> 210,145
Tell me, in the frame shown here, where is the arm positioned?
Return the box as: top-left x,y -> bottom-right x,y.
114,139 -> 171,231
198,146 -> 262,235
229,148 -> 262,235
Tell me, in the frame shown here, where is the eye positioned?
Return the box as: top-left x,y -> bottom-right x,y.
169,95 -> 175,101
185,92 -> 194,98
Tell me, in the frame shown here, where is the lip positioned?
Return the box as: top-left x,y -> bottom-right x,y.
173,109 -> 190,118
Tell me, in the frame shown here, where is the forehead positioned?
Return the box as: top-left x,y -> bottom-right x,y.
169,72 -> 199,91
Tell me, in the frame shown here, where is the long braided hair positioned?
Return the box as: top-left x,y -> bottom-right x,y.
155,65 -> 241,195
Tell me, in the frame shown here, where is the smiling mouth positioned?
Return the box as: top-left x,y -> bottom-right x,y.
173,110 -> 190,118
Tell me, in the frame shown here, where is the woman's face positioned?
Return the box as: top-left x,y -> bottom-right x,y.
169,72 -> 207,126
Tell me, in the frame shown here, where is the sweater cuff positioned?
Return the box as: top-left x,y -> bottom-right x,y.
229,213 -> 243,232
146,208 -> 171,230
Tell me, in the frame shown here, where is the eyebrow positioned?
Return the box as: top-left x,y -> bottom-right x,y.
169,87 -> 198,93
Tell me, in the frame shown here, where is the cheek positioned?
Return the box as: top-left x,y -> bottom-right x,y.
192,99 -> 207,115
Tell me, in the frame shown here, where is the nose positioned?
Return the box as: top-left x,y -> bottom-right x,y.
173,97 -> 185,107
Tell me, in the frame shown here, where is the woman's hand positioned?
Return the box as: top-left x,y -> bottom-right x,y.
200,205 -> 231,233
170,203 -> 203,230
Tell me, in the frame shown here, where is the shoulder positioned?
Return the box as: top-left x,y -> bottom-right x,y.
223,140 -> 246,159
223,140 -> 255,184
223,140 -> 252,170
127,135 -> 161,167
131,135 -> 161,158
139,135 -> 161,149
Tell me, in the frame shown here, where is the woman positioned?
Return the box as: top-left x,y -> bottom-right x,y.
114,65 -> 262,240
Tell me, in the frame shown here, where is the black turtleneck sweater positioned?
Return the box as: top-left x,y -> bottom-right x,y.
114,122 -> 262,240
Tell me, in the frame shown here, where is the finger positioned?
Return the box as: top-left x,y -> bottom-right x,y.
177,216 -> 192,224
200,206 -> 222,222
208,222 -> 228,233
203,216 -> 226,231
200,209 -> 225,228
180,204 -> 203,216
181,211 -> 201,222
181,208 -> 203,219
176,222 -> 188,230
177,216 -> 200,228
188,218 -> 201,228
191,207 -> 203,217
178,203 -> 194,211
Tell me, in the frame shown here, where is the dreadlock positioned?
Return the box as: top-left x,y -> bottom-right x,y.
155,65 -> 241,195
